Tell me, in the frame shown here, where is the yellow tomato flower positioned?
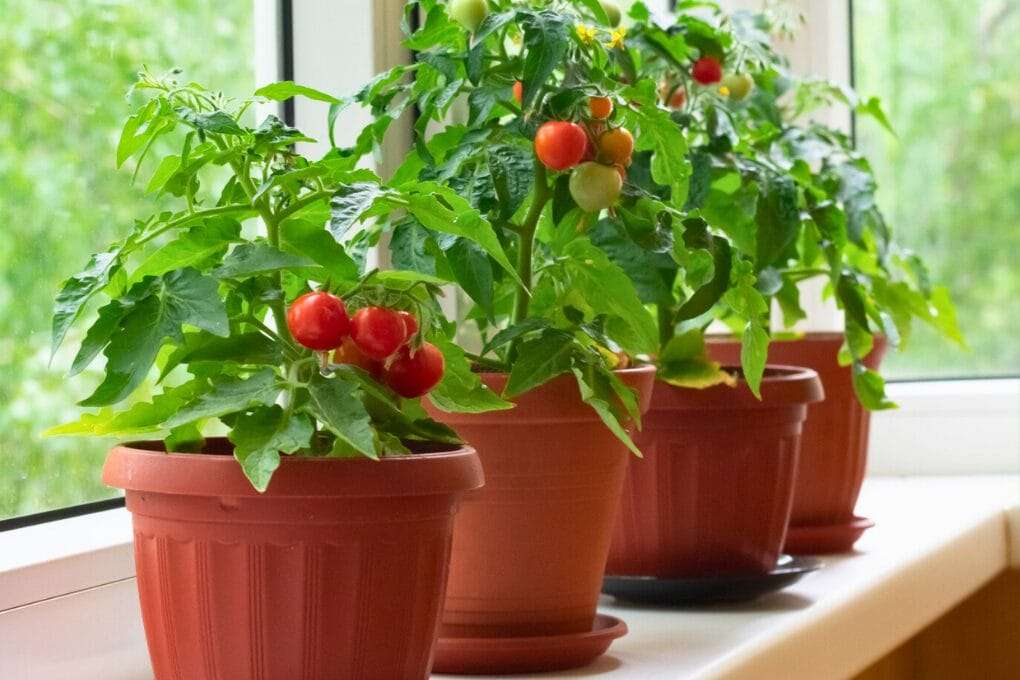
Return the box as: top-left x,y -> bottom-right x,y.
607,27 -> 627,50
576,24 -> 597,45
719,85 -> 731,96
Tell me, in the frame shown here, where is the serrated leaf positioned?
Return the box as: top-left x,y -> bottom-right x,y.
563,238 -> 659,355
519,10 -> 571,110
52,250 -> 122,359
44,379 -> 208,437
229,406 -> 314,492
628,105 -> 690,199
165,368 -> 280,428
504,331 -> 575,398
214,242 -> 316,279
428,337 -> 513,413
571,366 -> 642,456
70,277 -> 160,376
176,108 -> 243,135
80,269 -> 229,406
740,321 -> 769,399
280,218 -> 359,283
329,183 -> 385,239
131,218 -> 241,282
160,331 -> 282,381
255,81 -> 340,104
307,374 -> 377,458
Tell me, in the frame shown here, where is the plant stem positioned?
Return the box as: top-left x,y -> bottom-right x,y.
511,159 -> 551,326
464,352 -> 507,372
658,305 -> 674,352
135,204 -> 253,246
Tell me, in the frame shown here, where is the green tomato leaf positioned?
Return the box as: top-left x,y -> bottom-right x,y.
563,238 -> 659,355
132,218 -> 242,282
229,406 -> 314,492
160,331 -> 282,381
504,330 -> 576,398
628,105 -> 691,200
255,81 -> 341,104
44,379 -> 209,437
740,321 -> 769,399
852,362 -> 897,411
658,331 -> 734,389
755,175 -> 801,268
444,237 -> 494,318
428,337 -> 513,413
213,242 -> 317,279
80,269 -> 230,407
329,182 -> 386,239
69,277 -> 160,376
52,250 -> 122,359
307,374 -> 377,459
175,108 -> 244,135
519,10 -> 571,110
571,365 -> 642,457
280,217 -> 360,283
164,368 -> 280,428
146,154 -> 182,194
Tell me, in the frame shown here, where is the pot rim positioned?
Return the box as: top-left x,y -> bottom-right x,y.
653,363 -> 824,408
103,438 -> 483,498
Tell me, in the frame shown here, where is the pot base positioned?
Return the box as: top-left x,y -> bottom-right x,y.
785,516 -> 875,555
432,613 -> 627,675
603,555 -> 820,606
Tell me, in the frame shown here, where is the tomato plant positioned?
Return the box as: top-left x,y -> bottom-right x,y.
48,71 -> 511,491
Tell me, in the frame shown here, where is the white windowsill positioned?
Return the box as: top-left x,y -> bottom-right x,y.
1,476 -> 1017,680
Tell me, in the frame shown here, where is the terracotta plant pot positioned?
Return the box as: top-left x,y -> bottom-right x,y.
103,439 -> 483,680
427,366 -> 655,642
709,334 -> 888,553
607,366 -> 823,578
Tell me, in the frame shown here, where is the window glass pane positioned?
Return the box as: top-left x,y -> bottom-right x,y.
0,1 -> 254,519
853,0 -> 1020,378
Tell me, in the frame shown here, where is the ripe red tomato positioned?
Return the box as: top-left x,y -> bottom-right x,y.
589,96 -> 613,120
512,80 -> 523,104
598,127 -> 634,166
384,342 -> 445,398
569,161 -> 623,212
333,336 -> 382,378
534,121 -> 588,171
692,56 -> 723,85
660,81 -> 686,108
286,291 -> 350,350
351,307 -> 408,360
398,311 -> 419,341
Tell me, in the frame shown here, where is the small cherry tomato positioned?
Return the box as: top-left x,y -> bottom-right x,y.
512,80 -> 523,104
692,56 -> 723,85
534,120 -> 589,171
384,342 -> 445,398
333,336 -> 383,378
589,96 -> 613,120
351,307 -> 408,360
569,161 -> 623,213
614,164 -> 627,182
722,73 -> 754,100
600,0 -> 622,27
449,0 -> 489,32
660,81 -> 686,109
598,127 -> 634,165
286,291 -> 350,351
398,311 -> 419,341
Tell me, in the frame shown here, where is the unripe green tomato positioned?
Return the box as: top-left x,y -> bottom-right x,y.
722,73 -> 754,101
449,0 -> 489,32
569,162 -> 623,213
600,0 -> 622,27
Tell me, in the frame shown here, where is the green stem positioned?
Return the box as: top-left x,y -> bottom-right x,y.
136,204 -> 253,246
511,159 -> 551,326
658,305 -> 675,352
276,189 -> 331,222
464,352 -> 507,372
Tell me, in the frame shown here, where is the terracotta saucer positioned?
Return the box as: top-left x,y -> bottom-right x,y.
431,613 -> 627,675
603,555 -> 820,606
784,516 -> 875,555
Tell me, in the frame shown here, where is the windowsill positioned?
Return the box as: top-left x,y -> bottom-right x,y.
1,475 -> 1016,680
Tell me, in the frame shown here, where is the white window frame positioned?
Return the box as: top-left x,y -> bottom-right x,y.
0,3 -> 1016,678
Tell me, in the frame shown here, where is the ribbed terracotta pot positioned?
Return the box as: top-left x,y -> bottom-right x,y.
607,366 -> 823,577
709,334 -> 887,553
427,366 -> 655,640
103,439 -> 483,680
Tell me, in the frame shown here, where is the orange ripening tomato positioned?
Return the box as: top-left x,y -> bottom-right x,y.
512,80 -> 523,104
598,127 -> 634,166
589,96 -> 613,120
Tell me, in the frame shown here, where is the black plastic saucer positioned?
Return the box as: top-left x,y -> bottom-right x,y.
602,555 -> 821,606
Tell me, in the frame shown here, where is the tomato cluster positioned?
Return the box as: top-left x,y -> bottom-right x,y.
286,292 -> 444,398
532,95 -> 634,214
